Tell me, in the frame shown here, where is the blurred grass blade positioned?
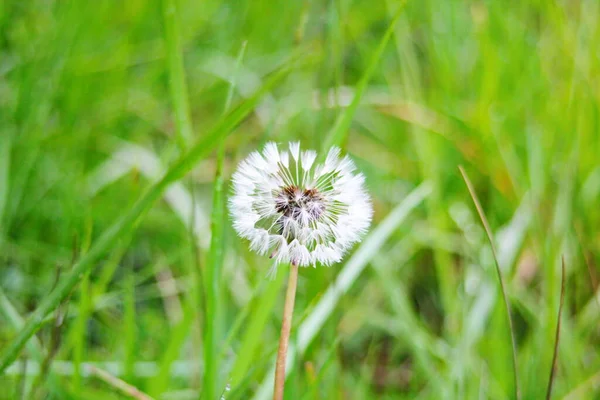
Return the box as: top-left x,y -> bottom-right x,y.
0,133 -> 10,238
87,141 -> 211,248
72,220 -> 93,392
221,278 -> 267,353
320,1 -> 407,153
299,338 -> 340,400
575,225 -> 600,314
87,365 -> 155,400
94,242 -> 130,298
223,42 -> 248,114
0,289 -> 45,362
563,369 -> 600,400
203,40 -> 247,400
124,270 -> 137,382
0,63 -> 293,374
0,288 -> 68,397
371,252 -> 446,394
150,294 -> 197,395
252,182 -> 432,400
72,274 -> 90,392
229,264 -> 286,387
546,257 -> 566,400
162,0 -> 193,147
459,166 -> 520,400
454,195 -> 532,396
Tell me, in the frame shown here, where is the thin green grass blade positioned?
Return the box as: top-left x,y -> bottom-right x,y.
203,41 -> 248,400
72,274 -> 89,392
229,264 -> 286,388
0,63 -> 293,374
563,369 -> 600,400
299,338 -> 341,400
124,270 -> 137,382
454,196 -> 532,396
0,289 -> 44,361
0,133 -> 10,239
86,365 -> 155,400
72,221 -> 93,392
93,242 -> 130,299
320,1 -> 407,153
459,166 -> 519,400
0,288 -> 69,398
545,257 -> 566,400
150,292 -> 197,396
162,0 -> 193,147
221,276 -> 268,354
227,342 -> 281,400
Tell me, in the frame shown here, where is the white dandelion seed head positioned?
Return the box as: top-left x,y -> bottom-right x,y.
229,142 -> 373,267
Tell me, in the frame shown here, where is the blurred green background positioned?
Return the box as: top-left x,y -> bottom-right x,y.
1,0 -> 599,399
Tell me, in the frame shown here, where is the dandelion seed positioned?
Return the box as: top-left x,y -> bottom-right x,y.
229,142 -> 372,267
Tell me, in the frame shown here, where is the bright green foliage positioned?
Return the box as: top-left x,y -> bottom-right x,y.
1,1 -> 599,399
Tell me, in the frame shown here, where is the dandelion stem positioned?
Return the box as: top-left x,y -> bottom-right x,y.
273,262 -> 299,400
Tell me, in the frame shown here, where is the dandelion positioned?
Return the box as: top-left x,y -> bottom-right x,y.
229,142 -> 372,400
229,141 -> 372,268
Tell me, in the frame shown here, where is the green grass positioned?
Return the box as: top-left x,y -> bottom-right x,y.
1,1 -> 600,399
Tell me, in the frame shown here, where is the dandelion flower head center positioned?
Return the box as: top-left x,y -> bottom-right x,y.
274,186 -> 325,222
230,142 -> 372,267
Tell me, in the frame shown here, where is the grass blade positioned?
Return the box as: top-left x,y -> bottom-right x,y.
229,265 -> 286,387
203,40 -> 248,400
149,295 -> 197,395
563,369 -> 600,400
0,289 -> 45,363
87,141 -> 211,248
575,225 -> 600,313
0,133 -> 9,232
0,63 -> 293,374
0,288 -> 68,397
459,165 -> 520,400
320,1 -> 407,153
162,0 -> 193,147
124,270 -> 137,382
87,365 -> 154,400
72,274 -> 90,392
546,256 -> 566,400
